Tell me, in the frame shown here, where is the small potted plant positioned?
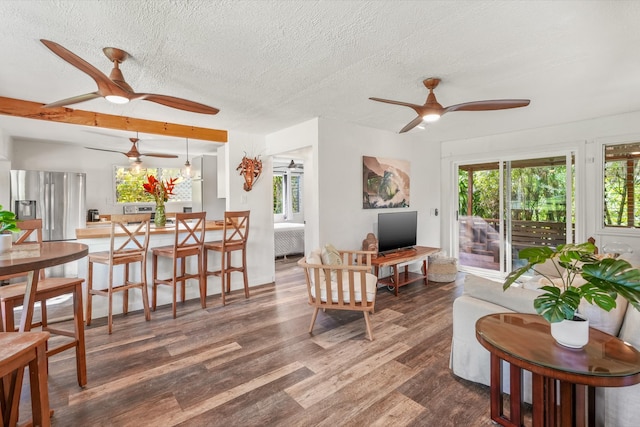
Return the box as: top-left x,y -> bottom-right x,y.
0,205 -> 20,252
504,241 -> 640,348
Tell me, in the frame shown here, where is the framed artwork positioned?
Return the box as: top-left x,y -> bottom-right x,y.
362,156 -> 410,209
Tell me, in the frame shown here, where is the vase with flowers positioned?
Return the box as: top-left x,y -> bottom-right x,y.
143,175 -> 177,227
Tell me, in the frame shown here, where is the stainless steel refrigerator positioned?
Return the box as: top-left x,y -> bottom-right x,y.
10,170 -> 86,241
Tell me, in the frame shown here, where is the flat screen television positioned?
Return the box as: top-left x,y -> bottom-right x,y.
377,211 -> 418,253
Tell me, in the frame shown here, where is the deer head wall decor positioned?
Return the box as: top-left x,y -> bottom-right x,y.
237,154 -> 263,192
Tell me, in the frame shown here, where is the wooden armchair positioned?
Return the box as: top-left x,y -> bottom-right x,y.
297,248 -> 378,340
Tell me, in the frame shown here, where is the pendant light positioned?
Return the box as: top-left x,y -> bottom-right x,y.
130,158 -> 143,175
182,138 -> 192,177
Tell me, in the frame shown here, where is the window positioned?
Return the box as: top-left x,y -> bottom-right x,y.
273,174 -> 284,214
603,142 -> 640,228
273,171 -> 302,219
114,166 -> 192,203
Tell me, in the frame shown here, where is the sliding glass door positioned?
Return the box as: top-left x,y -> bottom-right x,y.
457,154 -> 574,275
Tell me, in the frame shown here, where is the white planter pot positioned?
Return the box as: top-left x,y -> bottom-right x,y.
550,314 -> 589,348
0,234 -> 12,253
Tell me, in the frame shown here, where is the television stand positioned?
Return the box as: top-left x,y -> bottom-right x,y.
371,246 -> 440,296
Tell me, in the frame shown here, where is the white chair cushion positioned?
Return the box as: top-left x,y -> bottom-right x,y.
310,271 -> 377,304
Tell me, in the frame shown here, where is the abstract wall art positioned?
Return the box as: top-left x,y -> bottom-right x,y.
362,156 -> 410,209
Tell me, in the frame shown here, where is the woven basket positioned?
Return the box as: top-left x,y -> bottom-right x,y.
428,256 -> 458,282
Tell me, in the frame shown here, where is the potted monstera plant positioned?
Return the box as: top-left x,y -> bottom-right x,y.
0,205 -> 20,253
504,241 -> 640,348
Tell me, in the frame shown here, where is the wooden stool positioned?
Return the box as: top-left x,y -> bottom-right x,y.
86,214 -> 152,334
0,332 -> 51,427
203,210 -> 250,306
151,212 -> 206,318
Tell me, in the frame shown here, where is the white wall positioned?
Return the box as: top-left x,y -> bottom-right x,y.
266,117 -> 442,254
226,130 -> 275,285
440,110 -> 640,265
317,118 -> 441,251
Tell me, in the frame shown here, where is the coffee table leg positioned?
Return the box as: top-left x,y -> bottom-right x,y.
489,354 -> 503,422
532,373 -> 544,427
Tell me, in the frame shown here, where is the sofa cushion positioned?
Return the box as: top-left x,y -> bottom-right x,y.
618,305 -> 640,348
533,258 -> 565,279
321,244 -> 342,280
578,298 -> 628,336
463,274 -> 538,314
306,248 -> 326,283
321,243 -> 342,266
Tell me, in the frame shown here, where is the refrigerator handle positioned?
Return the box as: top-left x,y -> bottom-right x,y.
50,182 -> 54,231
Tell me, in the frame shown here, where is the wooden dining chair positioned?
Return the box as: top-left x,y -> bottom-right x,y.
203,210 -> 250,306
0,332 -> 51,427
86,213 -> 152,334
0,218 -> 87,387
150,212 -> 207,318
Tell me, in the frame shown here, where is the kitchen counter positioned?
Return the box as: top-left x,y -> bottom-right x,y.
76,220 -> 226,239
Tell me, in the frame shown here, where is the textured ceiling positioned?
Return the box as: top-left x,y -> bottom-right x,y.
1,1 -> 640,156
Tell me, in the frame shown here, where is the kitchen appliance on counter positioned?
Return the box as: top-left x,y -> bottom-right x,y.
10,170 -> 86,241
87,209 -> 100,222
123,205 -> 155,215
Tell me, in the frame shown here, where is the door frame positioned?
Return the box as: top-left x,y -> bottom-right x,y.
447,147 -> 582,280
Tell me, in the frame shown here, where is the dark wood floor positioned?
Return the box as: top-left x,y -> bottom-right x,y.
18,258 -> 495,426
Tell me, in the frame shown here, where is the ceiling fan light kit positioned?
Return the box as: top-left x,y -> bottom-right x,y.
370,77 -> 530,133
40,39 -> 220,115
105,95 -> 129,104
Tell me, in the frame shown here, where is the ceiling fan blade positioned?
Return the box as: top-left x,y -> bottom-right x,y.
40,39 -> 128,99
444,99 -> 530,113
140,153 -> 179,158
43,92 -> 102,108
137,93 -> 220,115
85,147 -> 127,156
369,97 -> 424,112
399,116 -> 425,133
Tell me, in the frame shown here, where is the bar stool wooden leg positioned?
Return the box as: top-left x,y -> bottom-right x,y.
242,248 -> 249,298
71,282 -> 87,387
86,260 -> 94,326
152,254 -> 158,312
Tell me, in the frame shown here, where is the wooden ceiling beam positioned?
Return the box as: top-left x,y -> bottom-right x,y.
0,96 -> 227,143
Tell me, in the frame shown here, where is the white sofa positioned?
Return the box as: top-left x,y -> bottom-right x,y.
450,273 -> 640,426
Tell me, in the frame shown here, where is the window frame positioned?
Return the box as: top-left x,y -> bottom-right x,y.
273,169 -> 303,222
113,165 -> 192,204
596,137 -> 640,236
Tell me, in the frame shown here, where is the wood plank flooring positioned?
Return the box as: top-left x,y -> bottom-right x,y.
19,258 -> 496,426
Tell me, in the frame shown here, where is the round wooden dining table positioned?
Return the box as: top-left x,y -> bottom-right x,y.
0,241 -> 87,427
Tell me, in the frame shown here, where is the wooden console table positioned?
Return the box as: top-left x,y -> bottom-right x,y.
371,246 -> 440,296
476,313 -> 640,427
